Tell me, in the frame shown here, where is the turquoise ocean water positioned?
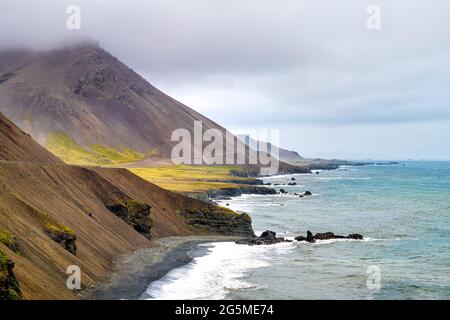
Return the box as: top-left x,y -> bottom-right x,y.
143,161 -> 450,300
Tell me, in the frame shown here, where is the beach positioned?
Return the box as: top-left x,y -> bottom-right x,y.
84,236 -> 242,300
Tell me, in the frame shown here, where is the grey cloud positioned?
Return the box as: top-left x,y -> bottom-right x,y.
1,0 -> 449,158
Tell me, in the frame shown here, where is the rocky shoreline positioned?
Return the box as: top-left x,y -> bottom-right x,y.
236,230 -> 364,246
82,236 -> 243,300
86,163 -> 376,300
208,185 -> 277,200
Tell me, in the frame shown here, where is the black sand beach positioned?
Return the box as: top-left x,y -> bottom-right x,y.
84,236 -> 241,300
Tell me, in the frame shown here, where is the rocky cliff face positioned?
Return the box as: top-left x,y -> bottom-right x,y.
46,231 -> 77,255
181,206 -> 254,237
208,186 -> 277,199
0,250 -> 21,300
105,200 -> 153,239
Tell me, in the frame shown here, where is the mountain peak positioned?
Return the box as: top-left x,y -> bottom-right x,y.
0,44 -> 224,164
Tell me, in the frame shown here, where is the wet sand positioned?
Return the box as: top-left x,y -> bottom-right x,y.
83,236 -> 241,300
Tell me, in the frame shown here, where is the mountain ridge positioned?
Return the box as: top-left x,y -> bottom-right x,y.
0,110 -> 254,299
0,43 -> 228,160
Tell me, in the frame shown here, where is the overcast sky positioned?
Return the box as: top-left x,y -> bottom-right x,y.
1,0 -> 449,159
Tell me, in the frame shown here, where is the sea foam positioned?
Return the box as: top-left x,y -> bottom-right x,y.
141,241 -> 295,300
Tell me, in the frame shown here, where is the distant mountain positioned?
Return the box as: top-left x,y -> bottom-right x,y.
0,43 -> 236,165
237,134 -> 304,164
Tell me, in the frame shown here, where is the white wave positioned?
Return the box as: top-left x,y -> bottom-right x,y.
317,176 -> 370,181
141,242 -> 295,300
294,237 -> 383,245
317,177 -> 343,180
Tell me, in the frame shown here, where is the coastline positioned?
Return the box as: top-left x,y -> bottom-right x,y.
82,235 -> 243,300
83,162 -> 394,301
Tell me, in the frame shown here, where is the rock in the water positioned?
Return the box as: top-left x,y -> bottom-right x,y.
314,232 -> 346,240
291,177 -> 296,181
295,230 -> 364,243
347,233 -> 364,240
288,182 -> 297,186
303,191 -> 312,196
236,230 -> 287,245
306,230 -> 315,243
279,189 -> 287,194
260,230 -> 276,240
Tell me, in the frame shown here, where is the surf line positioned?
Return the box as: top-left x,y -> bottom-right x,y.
175,304 -> 210,318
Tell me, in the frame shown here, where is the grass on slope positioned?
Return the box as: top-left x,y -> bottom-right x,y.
0,249 -> 22,300
46,132 -> 144,166
129,165 -> 251,192
0,230 -> 15,250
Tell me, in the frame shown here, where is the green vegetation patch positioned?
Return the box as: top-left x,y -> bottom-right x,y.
0,230 -> 20,254
0,250 -> 22,300
0,230 -> 14,249
32,209 -> 75,237
46,132 -> 144,166
129,165 -> 252,192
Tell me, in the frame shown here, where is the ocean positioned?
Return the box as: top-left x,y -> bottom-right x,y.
142,161 -> 450,300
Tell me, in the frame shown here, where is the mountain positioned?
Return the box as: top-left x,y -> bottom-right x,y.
0,111 -> 253,299
0,112 -> 61,163
0,43 -> 239,165
237,134 -> 304,164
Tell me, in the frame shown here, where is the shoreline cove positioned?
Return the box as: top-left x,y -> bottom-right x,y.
85,161 -> 450,300
84,165 -> 370,300
82,236 -> 243,300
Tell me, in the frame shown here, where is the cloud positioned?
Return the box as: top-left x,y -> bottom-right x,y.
1,0 -> 449,158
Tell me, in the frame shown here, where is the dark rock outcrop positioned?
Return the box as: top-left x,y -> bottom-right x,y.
314,232 -> 346,240
347,233 -> 364,240
303,191 -> 312,196
306,230 -> 315,243
0,250 -> 22,300
279,189 -> 287,194
288,182 -> 297,186
295,231 -> 364,242
105,200 -> 153,239
208,186 -> 276,199
236,230 -> 289,245
181,206 -> 255,237
46,231 -> 77,255
0,230 -> 21,254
